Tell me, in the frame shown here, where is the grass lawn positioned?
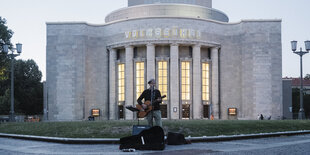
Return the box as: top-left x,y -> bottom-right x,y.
0,120 -> 310,138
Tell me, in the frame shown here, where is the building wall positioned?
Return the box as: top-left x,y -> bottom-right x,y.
46,24 -> 87,120
282,79 -> 293,119
85,28 -> 110,120
238,21 -> 283,120
46,17 -> 282,120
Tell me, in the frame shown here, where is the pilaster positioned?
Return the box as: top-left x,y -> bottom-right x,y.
125,46 -> 134,120
170,43 -> 180,119
109,48 -> 117,120
147,43 -> 155,81
211,47 -> 220,119
192,45 -> 202,119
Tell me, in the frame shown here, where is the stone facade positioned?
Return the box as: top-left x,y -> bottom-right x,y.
45,1 -> 282,121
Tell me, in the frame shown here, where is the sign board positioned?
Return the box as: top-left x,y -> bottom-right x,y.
228,108 -> 237,116
91,109 -> 100,117
125,27 -> 201,40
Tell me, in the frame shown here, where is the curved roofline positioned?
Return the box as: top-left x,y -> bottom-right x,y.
106,3 -> 225,17
105,3 -> 229,23
46,18 -> 282,27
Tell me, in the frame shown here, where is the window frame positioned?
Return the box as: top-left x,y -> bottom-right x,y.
179,58 -> 193,119
201,58 -> 211,105
156,57 -> 170,119
134,58 -> 146,100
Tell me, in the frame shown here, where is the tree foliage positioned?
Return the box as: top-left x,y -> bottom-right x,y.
14,59 -> 43,115
0,16 -> 43,115
0,17 -> 12,77
0,16 -> 12,114
0,17 -> 13,45
0,59 -> 43,115
0,17 -> 12,87
305,74 -> 310,80
292,88 -> 310,119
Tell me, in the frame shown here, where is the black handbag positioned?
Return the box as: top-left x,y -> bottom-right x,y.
167,132 -> 188,145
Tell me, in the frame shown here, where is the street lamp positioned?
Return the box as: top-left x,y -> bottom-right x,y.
1,43 -> 22,122
291,40 -> 309,119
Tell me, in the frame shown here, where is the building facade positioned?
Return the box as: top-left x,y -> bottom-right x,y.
45,0 -> 283,121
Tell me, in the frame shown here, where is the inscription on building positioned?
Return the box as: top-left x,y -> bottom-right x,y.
125,27 -> 201,39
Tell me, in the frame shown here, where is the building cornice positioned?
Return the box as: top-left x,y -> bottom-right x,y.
46,17 -> 281,28
106,39 -> 221,49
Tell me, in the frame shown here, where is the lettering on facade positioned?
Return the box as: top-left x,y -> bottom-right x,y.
125,27 -> 201,39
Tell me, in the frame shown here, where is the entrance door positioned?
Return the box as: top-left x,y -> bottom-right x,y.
182,104 -> 190,119
203,105 -> 209,118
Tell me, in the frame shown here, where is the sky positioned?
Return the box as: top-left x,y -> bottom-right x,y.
0,0 -> 309,81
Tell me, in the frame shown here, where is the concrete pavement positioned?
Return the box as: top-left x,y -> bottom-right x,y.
1,130 -> 310,144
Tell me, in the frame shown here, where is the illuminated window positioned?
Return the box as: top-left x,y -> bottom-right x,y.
136,62 -> 145,99
118,64 -> 125,101
181,61 -> 191,100
202,63 -> 210,101
158,61 -> 168,100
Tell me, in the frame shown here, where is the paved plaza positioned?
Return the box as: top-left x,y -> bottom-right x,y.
1,134 -> 310,154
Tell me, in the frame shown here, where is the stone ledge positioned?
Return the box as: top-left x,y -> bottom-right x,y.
1,130 -> 310,144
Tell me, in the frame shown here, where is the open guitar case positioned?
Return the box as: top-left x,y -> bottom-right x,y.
120,126 -> 165,150
123,106 -> 164,150
121,86 -> 166,150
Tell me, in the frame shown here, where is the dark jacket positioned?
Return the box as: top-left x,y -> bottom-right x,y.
137,88 -> 162,110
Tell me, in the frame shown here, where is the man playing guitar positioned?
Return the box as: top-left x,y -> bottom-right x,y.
137,79 -> 162,127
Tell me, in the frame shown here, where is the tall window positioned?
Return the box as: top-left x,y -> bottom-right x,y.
202,63 -> 210,101
158,61 -> 168,100
181,61 -> 191,100
136,62 -> 145,99
118,64 -> 125,101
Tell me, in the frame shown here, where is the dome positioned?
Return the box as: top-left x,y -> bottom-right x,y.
106,0 -> 228,23
128,0 -> 212,8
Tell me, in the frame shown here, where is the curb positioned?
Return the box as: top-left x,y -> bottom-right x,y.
0,133 -> 119,144
188,130 -> 310,142
1,130 -> 310,144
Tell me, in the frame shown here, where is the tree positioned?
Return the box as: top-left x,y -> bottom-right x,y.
0,16 -> 13,82
0,16 -> 13,114
0,17 -> 43,115
0,89 -> 10,114
0,17 -> 13,46
305,74 -> 310,80
14,59 -> 43,115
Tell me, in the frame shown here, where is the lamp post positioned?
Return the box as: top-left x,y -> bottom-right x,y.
291,40 -> 309,119
1,43 -> 22,122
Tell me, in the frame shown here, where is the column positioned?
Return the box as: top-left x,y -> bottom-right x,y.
147,43 -> 155,81
170,43 -> 179,119
125,46 -> 134,120
211,47 -> 220,119
109,48 -> 117,120
192,45 -> 202,119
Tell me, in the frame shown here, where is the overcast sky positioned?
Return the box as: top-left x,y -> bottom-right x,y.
1,0 -> 309,81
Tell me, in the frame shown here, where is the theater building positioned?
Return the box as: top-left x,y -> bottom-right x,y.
45,0 -> 283,121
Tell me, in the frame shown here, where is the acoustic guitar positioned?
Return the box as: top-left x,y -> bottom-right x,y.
136,95 -> 166,118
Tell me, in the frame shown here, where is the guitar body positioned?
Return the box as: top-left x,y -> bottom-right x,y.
136,95 -> 166,118
136,101 -> 152,118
